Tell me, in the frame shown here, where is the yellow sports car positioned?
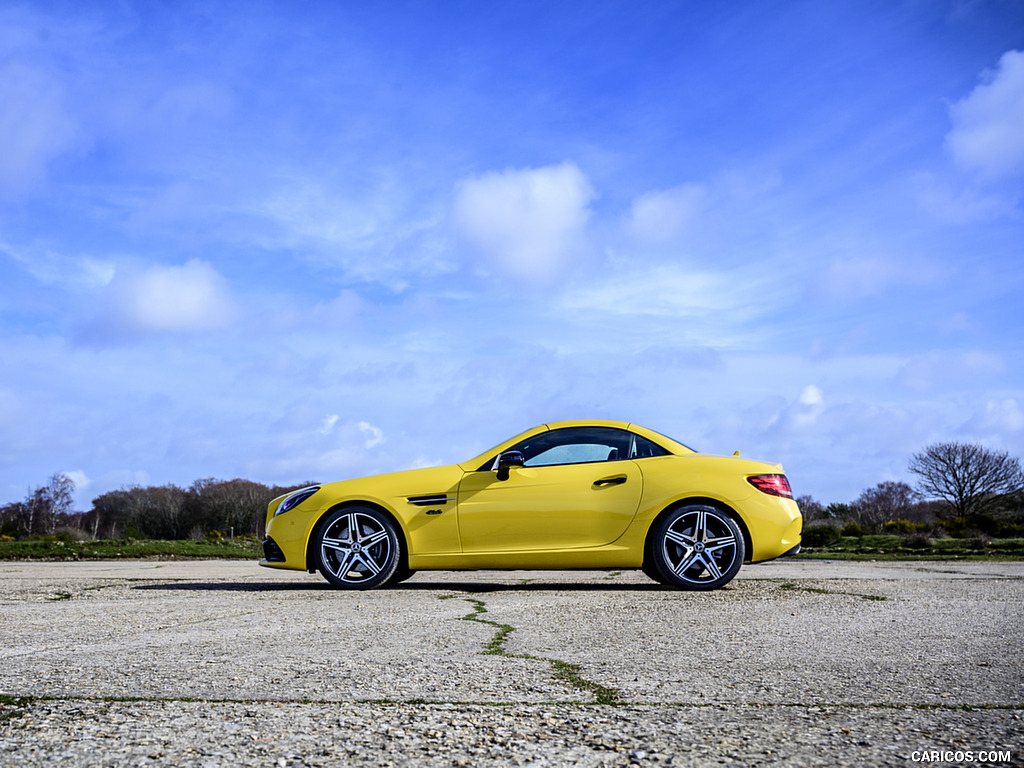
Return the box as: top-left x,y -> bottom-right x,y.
260,420 -> 802,590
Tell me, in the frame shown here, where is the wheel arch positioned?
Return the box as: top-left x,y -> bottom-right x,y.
642,496 -> 754,566
304,499 -> 411,573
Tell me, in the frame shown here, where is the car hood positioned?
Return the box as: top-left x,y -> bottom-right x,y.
317,463 -> 466,503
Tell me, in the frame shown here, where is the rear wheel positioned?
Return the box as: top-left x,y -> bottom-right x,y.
649,504 -> 744,590
642,529 -> 675,584
315,506 -> 400,589
642,557 -> 669,585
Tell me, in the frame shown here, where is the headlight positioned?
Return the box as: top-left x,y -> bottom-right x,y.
275,486 -> 320,516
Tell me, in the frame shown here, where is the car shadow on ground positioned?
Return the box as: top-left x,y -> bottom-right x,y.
131,580 -> 684,593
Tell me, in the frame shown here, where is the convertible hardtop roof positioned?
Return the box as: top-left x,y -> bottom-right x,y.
459,419 -> 695,470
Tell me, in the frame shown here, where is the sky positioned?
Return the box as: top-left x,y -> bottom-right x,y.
1,0 -> 1023,510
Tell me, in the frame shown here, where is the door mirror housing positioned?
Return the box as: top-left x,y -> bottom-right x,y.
496,451 -> 525,481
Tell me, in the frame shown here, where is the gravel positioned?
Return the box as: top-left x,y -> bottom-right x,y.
1,560 -> 1021,766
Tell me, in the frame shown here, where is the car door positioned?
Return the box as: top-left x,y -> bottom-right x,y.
456,426 -> 644,552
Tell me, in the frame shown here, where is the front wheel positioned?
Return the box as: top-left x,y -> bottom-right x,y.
315,506 -> 401,589
384,564 -> 417,586
649,504 -> 744,590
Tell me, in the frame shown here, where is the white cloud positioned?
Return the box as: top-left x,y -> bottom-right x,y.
3,241 -> 116,291
61,469 -> 92,493
254,419 -> 389,482
914,173 -> 1018,223
319,414 -> 340,435
946,49 -> 1024,179
451,162 -> 594,283
896,351 -> 1005,392
257,181 -> 381,248
627,184 -> 707,244
811,254 -> 944,303
93,259 -> 237,337
562,265 -> 755,319
0,61 -> 80,196
967,398 -> 1024,434
238,176 -> 452,290
557,263 -> 778,350
359,421 -> 384,448
768,385 -> 826,434
799,385 -> 824,408
938,311 -> 974,335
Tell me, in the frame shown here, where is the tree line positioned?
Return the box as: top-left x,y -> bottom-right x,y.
798,441 -> 1024,538
0,475 -> 312,541
2,440 -> 1022,542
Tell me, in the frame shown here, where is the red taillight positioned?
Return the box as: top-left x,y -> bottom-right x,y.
747,474 -> 793,499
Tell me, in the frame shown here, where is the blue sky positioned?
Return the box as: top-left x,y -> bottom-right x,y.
2,0 -> 1023,509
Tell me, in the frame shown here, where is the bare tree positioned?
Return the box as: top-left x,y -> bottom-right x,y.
908,442 -> 1024,520
47,473 -> 76,521
795,495 -> 827,524
89,489 -> 132,539
0,501 -> 29,536
12,473 -> 79,537
187,478 -> 277,537
853,480 -> 915,530
123,484 -> 187,539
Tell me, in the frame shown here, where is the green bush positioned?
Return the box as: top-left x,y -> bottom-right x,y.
967,534 -> 991,551
965,514 -> 999,535
33,533 -> 75,544
934,515 -> 1021,538
993,520 -> 1024,537
841,521 -> 872,537
802,524 -> 840,547
903,533 -> 931,549
205,529 -> 223,542
883,519 -> 929,535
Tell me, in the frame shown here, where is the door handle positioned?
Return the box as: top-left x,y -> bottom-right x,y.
593,475 -> 627,487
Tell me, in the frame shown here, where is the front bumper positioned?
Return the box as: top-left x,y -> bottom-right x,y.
261,537 -> 286,563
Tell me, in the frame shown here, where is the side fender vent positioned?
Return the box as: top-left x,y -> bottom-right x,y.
407,494 -> 454,506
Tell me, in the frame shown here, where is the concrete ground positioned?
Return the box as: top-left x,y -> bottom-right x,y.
0,559 -> 1021,766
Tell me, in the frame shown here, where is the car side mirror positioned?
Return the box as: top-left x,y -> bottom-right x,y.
496,451 -> 525,481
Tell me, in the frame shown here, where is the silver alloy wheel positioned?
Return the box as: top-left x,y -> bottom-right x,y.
658,505 -> 742,588
319,509 -> 395,586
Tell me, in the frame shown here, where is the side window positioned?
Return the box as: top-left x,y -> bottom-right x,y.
630,434 -> 671,459
510,427 -> 633,468
528,442 -> 613,466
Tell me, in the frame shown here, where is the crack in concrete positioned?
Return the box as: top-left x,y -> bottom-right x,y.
441,595 -> 621,705
779,582 -> 888,601
4,692 -> 1022,711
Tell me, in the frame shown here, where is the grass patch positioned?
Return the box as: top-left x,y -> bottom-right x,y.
449,597 -> 517,656
549,659 -> 619,705
0,538 -> 261,561
796,535 -> 1024,560
0,694 -> 34,721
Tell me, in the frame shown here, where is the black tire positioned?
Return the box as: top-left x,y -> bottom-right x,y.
642,559 -> 670,585
649,504 -> 744,590
384,564 -> 417,586
314,506 -> 400,590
